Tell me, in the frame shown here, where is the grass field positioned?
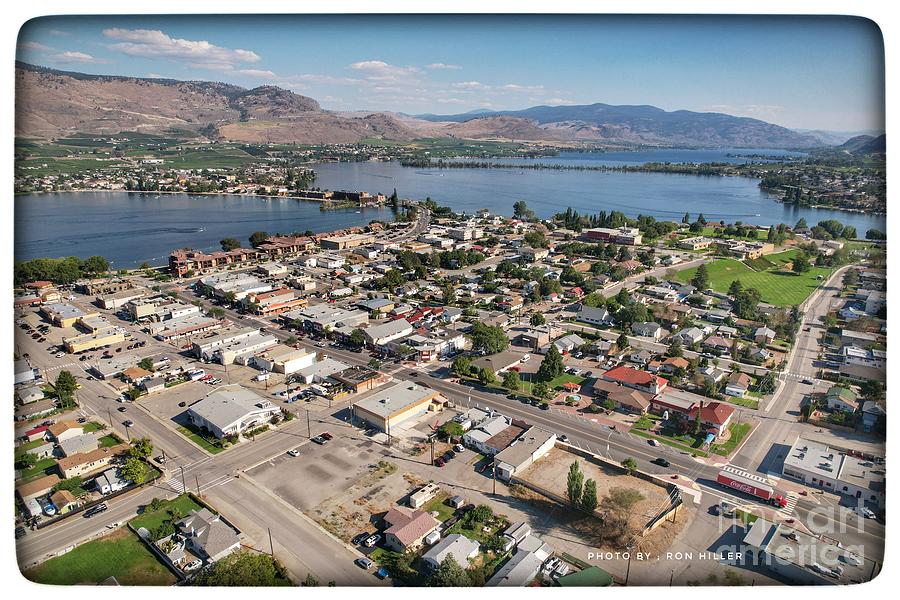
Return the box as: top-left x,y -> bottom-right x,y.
130,494 -> 205,532
18,457 -> 57,481
23,528 -> 175,586
710,423 -> 752,456
675,254 -> 832,306
176,424 -> 225,454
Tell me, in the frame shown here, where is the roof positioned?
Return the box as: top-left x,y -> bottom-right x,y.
689,401 -> 735,426
57,444 -> 129,473
16,473 -> 62,498
176,509 -> 241,558
383,506 -> 439,547
603,365 -> 655,386
48,420 -> 82,437
494,427 -> 557,469
421,533 -> 480,567
486,548 -> 544,586
354,381 -> 439,419
188,386 -> 276,430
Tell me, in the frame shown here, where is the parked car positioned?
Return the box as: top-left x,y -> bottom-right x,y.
352,532 -> 371,546
854,506 -> 876,519
287,449 -> 301,457
320,432 -> 333,441
801,379 -> 814,385
311,436 -> 327,445
652,458 -> 671,468
183,559 -> 203,572
355,557 -> 374,570
83,503 -> 108,518
375,567 -> 390,579
363,534 -> 381,548
453,444 -> 465,452
434,457 -> 446,467
15,526 -> 27,539
178,401 -> 187,407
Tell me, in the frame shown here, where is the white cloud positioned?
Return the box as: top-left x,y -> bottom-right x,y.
237,69 -> 277,78
425,63 -> 461,70
348,60 -> 419,82
452,81 -> 489,90
544,97 -> 576,105
102,28 -> 260,70
18,41 -> 51,52
52,51 -> 104,64
500,83 -> 545,92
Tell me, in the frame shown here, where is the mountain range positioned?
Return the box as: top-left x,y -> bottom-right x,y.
15,62 -> 838,148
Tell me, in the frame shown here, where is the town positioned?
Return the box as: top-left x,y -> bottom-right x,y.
14,197 -> 886,587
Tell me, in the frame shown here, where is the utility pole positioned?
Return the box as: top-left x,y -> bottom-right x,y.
180,465 -> 186,494
195,475 -> 201,497
268,527 -> 274,557
669,569 -> 675,586
306,409 -> 311,438
492,457 -> 497,495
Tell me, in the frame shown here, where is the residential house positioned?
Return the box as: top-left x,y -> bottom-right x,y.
754,326 -> 777,345
724,372 -> 752,398
421,534 -> 480,571
176,508 -> 242,562
631,321 -> 664,341
577,306 -> 613,327
825,386 -> 859,413
602,365 -> 667,395
382,506 -> 440,553
674,327 -> 704,346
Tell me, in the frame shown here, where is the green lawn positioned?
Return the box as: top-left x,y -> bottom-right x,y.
710,423 -> 752,456
15,438 -> 48,457
83,422 -> 105,433
98,434 -> 122,448
130,494 -> 205,533
18,458 -> 58,482
421,494 -> 456,522
519,373 -> 586,395
176,425 -> 225,454
675,256 -> 832,306
630,429 -> 709,457
445,514 -> 508,545
23,529 -> 175,586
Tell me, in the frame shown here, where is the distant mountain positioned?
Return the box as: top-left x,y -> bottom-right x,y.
793,128 -> 884,146
838,133 -> 886,156
15,61 -> 824,149
15,61 -> 419,144
417,103 -> 822,148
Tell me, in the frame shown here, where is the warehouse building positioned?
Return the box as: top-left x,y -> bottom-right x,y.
351,381 -> 446,433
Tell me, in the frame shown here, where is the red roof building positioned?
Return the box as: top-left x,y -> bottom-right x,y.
602,365 -> 667,395
688,401 -> 736,436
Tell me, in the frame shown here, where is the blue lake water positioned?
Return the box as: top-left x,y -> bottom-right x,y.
15,149 -> 884,267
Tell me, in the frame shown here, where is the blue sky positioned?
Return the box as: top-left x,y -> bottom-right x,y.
17,15 -> 884,132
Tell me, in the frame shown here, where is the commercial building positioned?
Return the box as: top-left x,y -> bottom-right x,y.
191,327 -> 261,360
782,437 -> 885,509
148,314 -> 222,342
187,386 -> 281,439
285,305 -> 369,334
252,345 -> 317,375
97,289 -> 145,310
494,427 -> 557,481
677,236 -> 713,251
329,365 -> 387,393
351,382 -> 446,433
75,278 -> 132,296
319,233 -> 376,250
363,319 -> 414,347
242,286 -> 307,316
63,325 -> 126,353
41,303 -> 98,328
583,226 -> 643,246
200,273 -> 272,302
169,247 -> 262,277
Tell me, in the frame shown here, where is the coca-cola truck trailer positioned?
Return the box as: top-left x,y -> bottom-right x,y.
716,469 -> 788,508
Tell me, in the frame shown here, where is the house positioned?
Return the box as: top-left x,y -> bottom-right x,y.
471,351 -> 527,376
658,356 -> 689,375
15,398 -> 58,421
861,401 -> 885,433
58,432 -> 100,457
688,401 -> 735,437
724,372 -> 752,398
421,534 -> 480,571
15,473 -> 62,502
56,444 -> 129,478
485,544 -> 549,586
502,522 -> 532,548
631,321 -> 664,341
176,508 -> 242,562
92,467 -> 129,494
14,359 -> 36,385
628,350 -> 654,366
363,319 -> 414,347
674,327 -> 704,345
49,489 -> 81,515
494,427 -> 557,481
141,377 -> 167,394
22,425 -> 50,443
825,386 -> 859,413
186,386 -> 281,439
602,365 -> 667,395
48,421 -> 84,443
592,379 -> 652,414
463,415 -> 513,455
577,306 -> 613,327
382,506 -> 440,552
754,326 -> 776,345
552,333 -> 585,355
698,366 -> 726,384
702,335 -> 733,354
16,384 -> 45,405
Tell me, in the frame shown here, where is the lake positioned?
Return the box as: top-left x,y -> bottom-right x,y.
15,149 -> 884,267
14,192 -> 392,268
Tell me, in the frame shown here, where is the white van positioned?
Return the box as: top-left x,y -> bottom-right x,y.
521,354 -> 531,363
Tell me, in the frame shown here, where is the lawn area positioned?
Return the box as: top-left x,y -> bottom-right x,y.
445,513 -> 508,545
130,494 -> 205,533
421,494 -> 456,522
519,373 -> 586,395
24,528 -> 175,585
710,423 -> 752,456
630,429 -> 709,457
83,422 -> 105,433
18,457 -> 58,481
98,434 -> 122,448
369,547 -> 421,582
15,438 -> 48,457
724,395 -> 760,409
176,424 -> 224,454
675,257 -> 832,306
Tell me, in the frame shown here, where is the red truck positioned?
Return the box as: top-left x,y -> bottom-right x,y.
716,469 -> 788,508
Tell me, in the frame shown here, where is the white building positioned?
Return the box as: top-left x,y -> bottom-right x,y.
187,386 -> 280,439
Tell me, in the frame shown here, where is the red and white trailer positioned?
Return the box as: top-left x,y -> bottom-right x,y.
716,468 -> 788,508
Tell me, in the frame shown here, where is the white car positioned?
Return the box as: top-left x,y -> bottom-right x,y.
55,352 -> 65,358
854,506 -> 876,519
183,559 -> 203,572
287,449 -> 301,457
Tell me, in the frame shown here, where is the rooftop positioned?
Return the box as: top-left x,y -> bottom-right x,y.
354,381 -> 439,419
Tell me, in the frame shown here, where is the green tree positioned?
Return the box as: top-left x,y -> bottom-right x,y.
427,555 -> 471,587
192,552 -> 290,586
530,312 -> 546,326
580,479 -> 598,513
467,322 -> 509,355
616,332 -> 629,351
691,263 -> 710,290
439,421 -> 464,439
666,338 -> 683,358
502,370 -> 521,392
81,255 -> 110,275
55,370 -> 78,408
17,452 -> 38,470
567,461 -> 584,505
138,358 -> 154,371
129,437 -> 154,459
728,279 -> 743,298
302,574 -> 319,587
533,381 -> 551,400
442,284 -> 456,306
220,237 -> 242,251
792,253 -> 811,273
121,456 -> 149,484
349,328 -> 366,348
451,355 -> 472,377
472,505 -> 493,522
478,367 -> 496,385
248,231 -> 269,247
682,212 -> 690,224
536,345 -> 564,382
621,457 -> 638,475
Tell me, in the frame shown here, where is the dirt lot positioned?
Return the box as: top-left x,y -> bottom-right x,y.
517,446 -> 670,532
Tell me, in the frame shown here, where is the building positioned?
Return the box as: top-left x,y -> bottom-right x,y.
463,415 -> 514,455
352,382 -> 446,433
14,359 -> 36,385
187,386 -> 281,439
494,427 -> 557,481
242,287 -> 307,316
285,305 -> 369,334
592,379 -> 652,414
631,321 -> 664,340
16,474 -> 62,503
741,518 -> 877,584
191,327 -> 261,360
97,289 -> 145,310
15,384 -> 45,405
677,236 -> 712,251
48,421 -> 84,442
409,483 -> 441,509
58,432 -> 100,457
41,303 -> 98,328
63,325 -> 126,353
583,226 -> 643,245
56,444 -> 129,478
75,278 -> 132,296
363,319 -> 414,346
169,247 -> 262,277
200,273 -> 272,302
781,437 -> 885,509
552,333 -> 585,355
252,345 -> 317,375
687,401 -> 735,437
485,547 -> 546,587
176,508 -> 242,562
319,233 -> 376,250
382,506 -> 440,552
330,366 -> 387,394
421,534 -> 481,571
824,386 -> 859,413
295,357 -> 350,384
724,372 -> 752,398
472,351 -> 527,376
602,365 -> 667,395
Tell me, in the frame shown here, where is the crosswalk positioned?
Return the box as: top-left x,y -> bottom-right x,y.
780,491 -> 800,516
167,478 -> 185,493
